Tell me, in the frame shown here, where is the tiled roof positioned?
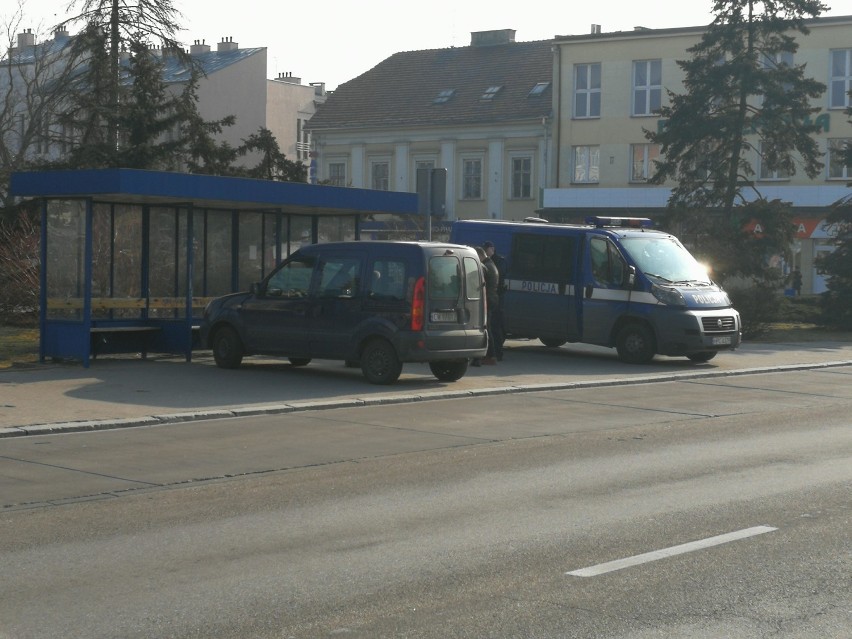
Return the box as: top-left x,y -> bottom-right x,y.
307,39 -> 554,131
160,47 -> 265,83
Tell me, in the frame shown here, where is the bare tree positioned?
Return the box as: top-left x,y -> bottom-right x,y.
0,6 -> 82,211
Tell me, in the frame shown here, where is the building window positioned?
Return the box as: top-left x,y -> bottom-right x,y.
828,138 -> 851,179
758,143 -> 791,180
296,119 -> 310,161
328,162 -> 346,187
830,49 -> 852,109
630,144 -> 661,182
633,59 -> 662,116
371,161 -> 390,191
510,156 -> 532,199
462,158 -> 483,199
572,146 -> 600,183
481,86 -> 503,100
574,63 -> 601,118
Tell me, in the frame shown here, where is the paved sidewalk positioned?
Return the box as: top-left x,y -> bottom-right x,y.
2,339 -> 852,437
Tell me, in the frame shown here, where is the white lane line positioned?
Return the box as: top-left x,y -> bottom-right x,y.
566,525 -> 778,578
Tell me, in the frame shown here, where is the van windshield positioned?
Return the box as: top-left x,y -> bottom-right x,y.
620,236 -> 711,284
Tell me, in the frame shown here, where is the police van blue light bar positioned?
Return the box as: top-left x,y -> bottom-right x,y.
585,216 -> 654,229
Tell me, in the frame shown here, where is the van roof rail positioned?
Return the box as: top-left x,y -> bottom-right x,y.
585,216 -> 653,229
523,216 -> 549,223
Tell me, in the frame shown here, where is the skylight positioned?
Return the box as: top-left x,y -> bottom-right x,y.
433,89 -> 455,104
481,86 -> 503,100
528,82 -> 550,97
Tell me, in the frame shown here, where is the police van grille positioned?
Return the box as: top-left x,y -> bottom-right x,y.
702,316 -> 736,332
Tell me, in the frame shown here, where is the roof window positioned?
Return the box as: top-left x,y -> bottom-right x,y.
433,89 -> 456,104
528,82 -> 550,97
481,85 -> 503,100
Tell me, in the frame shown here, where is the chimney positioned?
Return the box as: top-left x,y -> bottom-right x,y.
217,36 -> 238,52
18,28 -> 36,49
470,29 -> 516,47
275,71 -> 302,84
590,24 -> 602,35
310,81 -> 326,97
53,25 -> 70,41
190,39 -> 211,55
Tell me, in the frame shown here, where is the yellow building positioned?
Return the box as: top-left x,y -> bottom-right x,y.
544,16 -> 852,294
306,30 -> 554,225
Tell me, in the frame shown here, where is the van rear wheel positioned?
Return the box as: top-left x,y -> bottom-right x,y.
687,351 -> 717,363
429,359 -> 469,382
615,323 -> 655,364
288,357 -> 311,366
212,326 -> 244,369
361,338 -> 403,385
539,337 -> 567,348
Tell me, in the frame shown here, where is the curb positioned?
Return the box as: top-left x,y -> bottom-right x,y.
2,359 -> 851,439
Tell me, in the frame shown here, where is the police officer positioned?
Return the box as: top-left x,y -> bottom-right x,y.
482,241 -> 505,361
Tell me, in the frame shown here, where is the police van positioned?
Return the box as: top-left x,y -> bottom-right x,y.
450,217 -> 741,364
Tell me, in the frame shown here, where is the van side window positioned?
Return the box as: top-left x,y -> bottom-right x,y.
464,256 -> 482,300
429,256 -> 461,300
368,259 -> 407,300
265,257 -> 315,298
317,256 -> 362,298
590,237 -> 626,288
511,234 -> 576,284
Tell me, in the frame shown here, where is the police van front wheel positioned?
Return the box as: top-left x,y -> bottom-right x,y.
616,324 -> 655,364
540,337 -> 567,348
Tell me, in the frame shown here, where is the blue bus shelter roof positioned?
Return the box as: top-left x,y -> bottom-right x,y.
10,168 -> 418,216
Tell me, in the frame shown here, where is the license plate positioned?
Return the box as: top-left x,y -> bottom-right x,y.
431,311 -> 457,322
712,335 -> 732,345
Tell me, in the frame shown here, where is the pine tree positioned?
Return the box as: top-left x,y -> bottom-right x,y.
647,0 -> 827,285
816,93 -> 852,329
235,128 -> 307,182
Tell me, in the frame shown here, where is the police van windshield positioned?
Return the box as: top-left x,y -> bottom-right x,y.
620,236 -> 711,284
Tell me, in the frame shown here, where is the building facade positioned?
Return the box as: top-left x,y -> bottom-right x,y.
306,30 -> 554,224
3,30 -> 324,177
543,16 -> 852,294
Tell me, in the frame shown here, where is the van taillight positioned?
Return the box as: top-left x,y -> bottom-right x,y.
411,276 -> 425,331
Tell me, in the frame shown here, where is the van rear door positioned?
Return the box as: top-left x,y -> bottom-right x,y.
425,251 -> 484,350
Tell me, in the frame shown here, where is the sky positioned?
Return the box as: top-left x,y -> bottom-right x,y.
9,0 -> 852,91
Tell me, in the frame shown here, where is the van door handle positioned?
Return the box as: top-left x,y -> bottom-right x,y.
585,284 -> 593,299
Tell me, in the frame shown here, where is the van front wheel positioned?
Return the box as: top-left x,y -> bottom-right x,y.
615,323 -> 655,364
429,359 -> 469,382
212,326 -> 244,369
361,339 -> 403,385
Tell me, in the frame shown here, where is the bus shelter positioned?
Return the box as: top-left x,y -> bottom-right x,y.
9,169 -> 418,366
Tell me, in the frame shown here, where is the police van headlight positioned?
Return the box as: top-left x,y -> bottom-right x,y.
651,283 -> 686,307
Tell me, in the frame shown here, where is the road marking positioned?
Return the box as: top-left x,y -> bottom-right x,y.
566,525 -> 778,577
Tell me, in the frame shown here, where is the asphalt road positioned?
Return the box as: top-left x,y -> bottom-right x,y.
1,367 -> 850,638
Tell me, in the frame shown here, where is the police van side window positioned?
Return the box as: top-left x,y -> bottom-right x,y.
590,237 -> 626,288
511,234 -> 576,284
368,259 -> 407,301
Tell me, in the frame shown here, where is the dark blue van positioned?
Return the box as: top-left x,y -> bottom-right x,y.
199,241 -> 487,384
451,217 -> 741,363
